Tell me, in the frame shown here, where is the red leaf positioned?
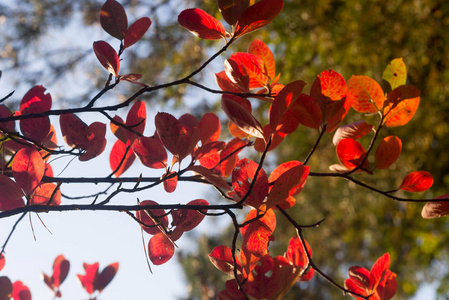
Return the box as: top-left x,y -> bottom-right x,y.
132,136 -> 167,169
110,115 -> 127,143
383,85 -> 420,127
31,183 -> 61,206
80,122 -> 107,161
109,140 -> 135,177
12,147 -> 45,195
188,165 -> 231,191
12,281 -> 31,300
125,101 -> 146,142
100,0 -> 128,40
93,41 -> 120,77
200,113 -> 221,144
77,262 -> 99,295
0,104 -> 15,133
194,141 -> 225,168
289,94 -> 322,130
217,138 -> 247,178
155,112 -> 199,162
234,0 -> 284,38
20,106 -> 51,144
254,124 -> 285,152
217,0 -> 253,26
137,200 -> 169,235
148,233 -> 175,265
232,158 -> 268,208
398,171 -> 433,192
0,254 -> 4,272
347,75 -> 385,113
269,80 -> 306,133
248,39 -> 276,80
95,262 -> 118,292
421,195 -> 449,219
224,59 -> 250,92
332,120 -> 374,146
285,237 -> 315,281
0,276 -> 13,300
124,17 -> 152,49
266,163 -> 309,210
336,138 -> 368,171
172,199 -> 208,232
227,53 -> 268,89
241,210 -> 276,257
178,8 -> 226,40
215,71 -> 246,93
209,245 -> 241,276
374,136 -> 402,170
52,255 -> 70,288
221,96 -> 264,139
0,175 -> 24,211
20,85 -> 52,113
163,171 -> 178,193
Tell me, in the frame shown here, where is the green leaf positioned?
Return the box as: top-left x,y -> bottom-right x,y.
382,58 -> 407,90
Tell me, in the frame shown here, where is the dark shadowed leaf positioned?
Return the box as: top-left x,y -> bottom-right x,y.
374,136 -> 402,170
221,96 -> 264,139
93,41 -> 120,77
95,262 -> 119,292
77,263 -> 99,295
217,0 -> 253,26
52,255 -> 70,288
234,0 -> 284,37
188,165 -> 231,191
383,58 -> 407,90
0,276 -> 13,300
100,0 -> 128,40
289,94 -> 322,130
12,281 -> 31,300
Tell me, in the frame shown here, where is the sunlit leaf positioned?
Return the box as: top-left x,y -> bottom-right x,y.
248,39 -> 275,80
199,113 -> 221,144
20,85 -> 52,114
398,171 -> 433,192
77,262 -> 99,295
382,58 -> 407,90
172,199 -> 209,232
178,8 -> 226,40
232,158 -> 268,208
336,138 -> 368,171
227,53 -> 268,89
132,136 -> 167,169
209,245 -> 241,276
234,0 -> 284,38
124,17 -> 152,49
31,183 -> 61,206
374,136 -> 402,169
215,71 -> 246,93
148,233 -> 175,265
109,140 -> 135,177
347,75 -> 385,113
194,141 -> 225,168
162,171 -> 177,193
383,85 -> 420,127
93,41 -> 120,77
12,147 -> 45,195
221,96 -> 264,139
0,254 -> 4,272
224,59 -> 250,92
285,236 -> 315,281
100,0 -> 128,40
125,100 -> 146,142
254,124 -> 285,152
52,255 -> 70,288
137,200 -> 169,235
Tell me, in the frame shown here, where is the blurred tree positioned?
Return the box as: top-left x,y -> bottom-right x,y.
2,0 -> 449,299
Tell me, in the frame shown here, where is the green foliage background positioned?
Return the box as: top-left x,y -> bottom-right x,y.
1,0 -> 449,299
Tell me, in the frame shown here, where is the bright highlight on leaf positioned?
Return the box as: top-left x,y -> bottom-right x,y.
178,8 -> 226,40
93,41 -> 120,77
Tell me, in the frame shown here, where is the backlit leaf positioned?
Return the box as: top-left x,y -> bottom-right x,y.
421,195 -> 449,219
100,0 -> 128,40
248,39 -> 275,80
215,71 -> 245,93
132,136 -> 167,169
178,8 -> 226,40
336,138 -> 368,170
162,171 -> 177,193
227,53 -> 268,89
124,17 -> 152,49
382,58 -> 407,90
347,75 -> 385,113
318,69 -> 347,101
188,165 -> 231,191
125,100 -> 146,142
285,236 -> 314,281
209,245 -> 241,276
398,171 -> 433,192
93,41 -> 120,77
374,136 -> 402,169
109,139 -> 135,177
221,96 -> 264,139
332,120 -> 374,146
254,124 -> 285,152
172,199 -> 208,232
232,158 -> 268,208
383,85 -> 420,127
31,183 -> 61,206
224,58 -> 250,92
194,141 -> 225,168
136,200 -> 169,235
0,105 -> 15,133
148,233 -> 175,265
269,80 -> 306,133
20,106 -> 51,144
12,281 -> 31,300
217,137 -> 247,178
12,147 -> 45,195
199,113 -> 221,144
0,254 -> 4,272
234,0 -> 284,38
52,255 -> 70,288
20,85 -> 52,114
77,262 -> 99,295
289,94 -> 322,130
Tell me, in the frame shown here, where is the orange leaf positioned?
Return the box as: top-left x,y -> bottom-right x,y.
31,183 -> 61,206
383,85 -> 420,127
347,75 -> 385,113
227,52 -> 268,89
100,0 -> 128,40
178,8 -> 226,40
163,171 -> 178,193
234,0 -> 284,38
318,69 -> 347,101
248,39 -> 275,80
12,147 -> 45,195
374,136 -> 402,169
399,171 -> 433,192
124,17 -> 151,49
93,41 -> 120,77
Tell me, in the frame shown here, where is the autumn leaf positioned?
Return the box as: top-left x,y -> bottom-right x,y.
77,263 -> 99,295
347,75 -> 385,113
93,41 -> 120,77
95,262 -> 119,292
217,0 -> 253,26
12,147 -> 45,195
336,138 -> 369,171
383,85 -> 420,127
232,158 -> 268,208
332,120 -> 374,146
209,245 -> 241,276
317,69 -> 347,101
136,200 -> 169,235
421,195 -> 449,219
398,171 -> 433,192
178,8 -> 226,40
148,233 -> 175,265
248,39 -> 276,80
199,112 -> 221,144
382,58 -> 407,90
124,17 -> 152,49
12,281 -> 31,300
109,139 -> 135,177
221,96 -> 264,139
100,0 -> 128,40
374,136 -> 402,170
